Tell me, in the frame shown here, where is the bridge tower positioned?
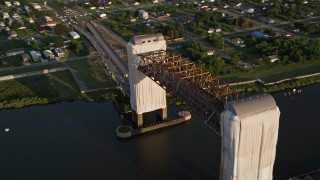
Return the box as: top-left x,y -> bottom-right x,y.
127,34 -> 167,127
220,93 -> 280,180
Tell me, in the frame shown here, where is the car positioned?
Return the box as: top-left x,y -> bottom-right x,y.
121,80 -> 125,84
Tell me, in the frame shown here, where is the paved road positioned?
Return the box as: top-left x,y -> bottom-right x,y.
49,3 -> 130,95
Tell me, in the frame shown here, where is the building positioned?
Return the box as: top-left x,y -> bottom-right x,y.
21,54 -> 31,63
6,48 -> 24,56
98,12 -> 107,18
138,10 -> 148,20
2,12 -> 10,19
44,16 -> 52,22
127,33 -> 167,127
207,50 -> 215,56
220,93 -> 280,180
231,37 -> 245,47
43,50 -> 55,59
13,1 -> 20,6
55,48 -> 65,58
69,31 -> 80,39
268,55 -> 280,63
30,3 -> 41,10
4,1 -> 12,7
46,20 -> 56,27
30,51 -> 41,61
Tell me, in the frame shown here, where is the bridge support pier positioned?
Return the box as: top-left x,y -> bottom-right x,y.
156,107 -> 167,121
132,110 -> 143,127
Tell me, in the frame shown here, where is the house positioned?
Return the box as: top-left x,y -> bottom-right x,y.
11,13 -> 21,19
13,1 -> 20,6
69,31 -> 80,39
133,2 -> 140,6
55,48 -> 65,58
44,16 -> 52,22
6,48 -> 24,56
129,16 -> 137,22
138,10 -> 148,20
231,38 -> 245,47
30,51 -> 42,61
3,12 -> 10,19
21,54 -> 31,63
5,1 -> 12,7
46,20 -> 57,27
207,50 -> 215,56
43,50 -> 55,59
98,12 -> 107,18
268,55 -> 280,63
208,27 -> 221,34
30,3 -> 41,10
250,31 -> 265,38
0,21 -> 5,27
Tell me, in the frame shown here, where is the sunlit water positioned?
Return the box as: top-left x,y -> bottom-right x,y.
0,84 -> 319,180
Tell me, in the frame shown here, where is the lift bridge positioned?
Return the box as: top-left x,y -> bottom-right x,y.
137,50 -> 241,134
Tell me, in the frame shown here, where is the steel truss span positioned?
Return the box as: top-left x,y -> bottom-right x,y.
138,50 -> 241,134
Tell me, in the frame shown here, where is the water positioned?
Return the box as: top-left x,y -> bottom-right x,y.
0,84 -> 319,180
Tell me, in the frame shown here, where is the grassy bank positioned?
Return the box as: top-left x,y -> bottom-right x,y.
232,75 -> 320,93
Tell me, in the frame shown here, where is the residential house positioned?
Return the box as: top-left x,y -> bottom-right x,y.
69,31 -> 80,39
30,3 -> 41,10
44,16 -> 52,22
133,2 -> 140,6
208,27 -> 221,34
231,38 -> 245,47
13,1 -> 21,6
30,51 -> 42,61
4,1 -> 12,7
6,48 -> 24,56
129,16 -> 137,22
43,50 -> 55,59
98,12 -> 107,18
3,12 -> 10,19
46,20 -> 57,27
268,55 -> 280,63
11,13 -> 21,19
21,54 -> 31,63
138,10 -> 148,20
55,48 -> 65,58
207,50 -> 215,56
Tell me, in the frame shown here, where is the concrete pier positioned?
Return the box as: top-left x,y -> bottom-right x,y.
132,110 -> 143,127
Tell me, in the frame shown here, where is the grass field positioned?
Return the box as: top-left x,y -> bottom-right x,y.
221,61 -> 320,83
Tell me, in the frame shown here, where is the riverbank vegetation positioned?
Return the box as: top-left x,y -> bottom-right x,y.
231,75 -> 320,93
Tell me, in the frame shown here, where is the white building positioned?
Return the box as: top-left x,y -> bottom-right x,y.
220,93 -> 280,180
98,12 -> 107,18
127,33 -> 167,126
30,3 -> 41,10
13,1 -> 20,6
5,1 -> 12,7
69,31 -> 80,39
30,51 -> 42,61
138,10 -> 148,20
3,12 -> 10,19
55,48 -> 65,58
43,50 -> 55,59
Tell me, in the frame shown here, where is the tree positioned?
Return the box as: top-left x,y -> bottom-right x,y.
55,38 -> 65,48
54,24 -> 66,35
208,34 -> 224,49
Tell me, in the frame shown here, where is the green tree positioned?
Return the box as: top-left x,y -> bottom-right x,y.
55,38 -> 65,48
208,34 -> 224,49
54,24 -> 66,35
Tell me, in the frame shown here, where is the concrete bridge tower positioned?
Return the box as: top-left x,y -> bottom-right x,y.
220,93 -> 280,180
127,34 -> 167,127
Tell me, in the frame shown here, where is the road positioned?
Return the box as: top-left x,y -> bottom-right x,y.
48,3 -> 130,95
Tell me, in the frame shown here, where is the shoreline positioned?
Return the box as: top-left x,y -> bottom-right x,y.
1,76 -> 319,111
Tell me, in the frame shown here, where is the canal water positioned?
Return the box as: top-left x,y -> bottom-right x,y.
0,84 -> 319,180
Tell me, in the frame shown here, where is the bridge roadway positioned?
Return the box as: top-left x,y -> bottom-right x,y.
48,3 -> 129,95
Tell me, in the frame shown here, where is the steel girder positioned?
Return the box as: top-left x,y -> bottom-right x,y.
137,50 -> 240,134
